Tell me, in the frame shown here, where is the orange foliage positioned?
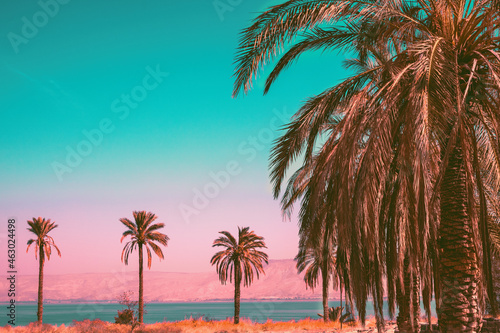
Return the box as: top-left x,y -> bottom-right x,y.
1,317 -> 364,333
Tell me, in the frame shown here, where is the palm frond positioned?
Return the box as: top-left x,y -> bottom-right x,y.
119,211 -> 168,269
26,217 -> 60,262
211,227 -> 268,287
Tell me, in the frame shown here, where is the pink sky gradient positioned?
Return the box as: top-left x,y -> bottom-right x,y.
10,185 -> 300,276
0,0 -> 338,280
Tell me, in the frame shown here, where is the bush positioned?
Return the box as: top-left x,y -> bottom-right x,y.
115,291 -> 139,328
115,309 -> 137,325
317,305 -> 356,324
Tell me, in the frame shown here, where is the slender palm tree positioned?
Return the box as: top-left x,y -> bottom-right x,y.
26,217 -> 61,324
280,156 -> 341,322
233,1 -> 500,331
295,229 -> 337,322
120,211 -> 169,324
210,227 -> 268,324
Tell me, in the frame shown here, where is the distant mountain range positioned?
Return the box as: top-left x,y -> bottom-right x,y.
2,260 -> 342,303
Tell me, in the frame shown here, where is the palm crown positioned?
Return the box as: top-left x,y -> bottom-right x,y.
120,211 -> 169,269
211,226 -> 268,287
296,233 -> 337,291
27,217 -> 61,260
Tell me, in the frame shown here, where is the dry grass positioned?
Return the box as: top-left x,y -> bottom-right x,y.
167,317 -> 360,332
0,318 -> 363,333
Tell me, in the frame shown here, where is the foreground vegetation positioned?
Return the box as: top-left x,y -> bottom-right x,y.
1,317 -> 362,333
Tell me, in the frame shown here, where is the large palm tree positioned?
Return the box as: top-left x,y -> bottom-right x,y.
210,226 -> 268,324
233,1 -> 500,332
26,217 -> 61,324
120,211 -> 169,324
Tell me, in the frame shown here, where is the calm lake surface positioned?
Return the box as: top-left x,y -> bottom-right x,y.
5,300 -> 436,326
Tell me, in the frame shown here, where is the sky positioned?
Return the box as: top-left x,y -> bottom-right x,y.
0,0 -> 349,276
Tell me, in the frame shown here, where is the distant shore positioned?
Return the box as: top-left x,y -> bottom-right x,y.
0,297 -> 340,305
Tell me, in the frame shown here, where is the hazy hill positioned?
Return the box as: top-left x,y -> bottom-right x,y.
1,260 -> 342,303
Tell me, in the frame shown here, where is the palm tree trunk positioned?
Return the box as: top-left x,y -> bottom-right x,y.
234,260 -> 241,324
438,141 -> 481,332
138,244 -> 144,324
412,271 -> 421,332
37,247 -> 44,323
397,256 -> 421,332
487,255 -> 500,314
322,264 -> 329,322
396,257 -> 410,332
340,284 -> 343,329
493,256 -> 500,313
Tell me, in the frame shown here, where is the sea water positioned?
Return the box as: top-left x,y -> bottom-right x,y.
4,300 -> 436,326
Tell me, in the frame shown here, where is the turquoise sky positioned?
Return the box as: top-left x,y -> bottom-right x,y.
0,0 -> 348,275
